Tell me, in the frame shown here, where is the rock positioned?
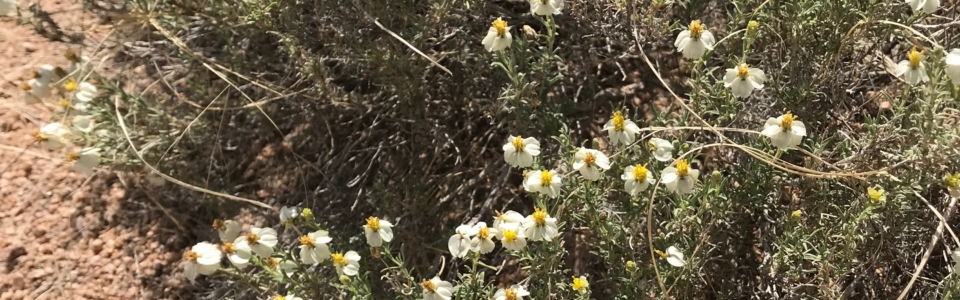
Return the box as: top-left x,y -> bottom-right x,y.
22,42 -> 37,53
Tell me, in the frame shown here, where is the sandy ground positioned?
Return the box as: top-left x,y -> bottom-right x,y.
0,0 -> 188,299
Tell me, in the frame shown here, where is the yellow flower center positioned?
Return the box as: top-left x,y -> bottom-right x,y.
492,18 -> 508,38
511,136 -> 525,151
299,235 -> 315,248
31,70 -> 40,79
221,242 -> 236,254
33,132 -> 45,142
273,296 -> 287,300
65,49 -> 79,62
60,99 -> 70,107
572,277 -> 588,291
532,207 -> 547,226
908,48 -> 922,70
503,229 -> 517,243
539,170 -> 553,187
632,164 -> 648,180
366,216 -> 381,231
947,174 -> 960,189
63,77 -> 77,92
246,233 -> 260,245
747,20 -> 759,32
538,0 -> 549,4
185,250 -> 199,262
688,20 -> 704,39
19,82 -> 31,91
583,152 -> 596,166
675,159 -> 690,177
648,140 -> 657,151
791,210 -> 802,220
780,112 -> 794,130
212,219 -> 226,231
66,151 -> 79,162
266,257 -> 280,269
505,288 -> 518,300
54,67 -> 67,78
331,252 -> 348,267
737,64 -> 750,79
611,111 -> 625,131
421,279 -> 438,292
655,249 -> 668,258
478,226 -> 490,239
868,188 -> 883,203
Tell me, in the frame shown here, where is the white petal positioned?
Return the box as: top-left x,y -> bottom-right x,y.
674,31 -> 690,48
731,79 -> 754,98
791,121 -> 806,136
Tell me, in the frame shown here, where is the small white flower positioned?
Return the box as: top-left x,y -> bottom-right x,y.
213,219 -> 241,242
906,0 -> 938,13
70,147 -> 100,175
273,293 -> 303,300
331,250 -> 361,276
183,242 -> 221,282
494,285 -> 530,300
38,122 -> 73,149
622,164 -> 655,195
363,216 -> 394,247
945,49 -> 960,85
298,230 -> 333,264
35,65 -> 60,84
221,239 -> 252,269
468,222 -> 499,254
75,82 -> 98,102
21,79 -> 50,103
421,277 -> 455,300
661,159 -> 699,194
72,115 -> 95,133
244,227 -> 278,257
603,111 -> 641,146
525,170 -> 562,197
895,48 -> 929,85
664,246 -> 686,267
496,222 -> 527,251
674,20 -> 715,59
522,207 -> 558,242
761,112 -> 806,149
279,206 -> 298,225
723,63 -> 766,98
503,135 -> 540,168
273,258 -> 298,277
483,17 -> 513,52
529,0 -> 563,16
493,210 -> 524,231
573,147 -> 611,181
0,0 -> 16,16
448,224 -> 474,258
647,138 -> 674,162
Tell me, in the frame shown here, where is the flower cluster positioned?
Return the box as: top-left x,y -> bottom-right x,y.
448,208 -> 557,258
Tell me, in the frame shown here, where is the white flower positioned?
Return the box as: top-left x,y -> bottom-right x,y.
469,222 -> 499,254
72,115 -> 95,133
496,223 -> 527,251
895,48 -> 929,85
723,63 -> 766,98
945,49 -> 960,85
21,79 -> 50,104
525,170 -> 562,197
448,224 -> 474,258
503,135 -> 540,168
38,122 -> 72,149
35,65 -> 60,84
761,112 -> 806,149
603,111 -> 641,146
298,230 -> 333,264
521,170 -> 534,192
493,210 -> 524,231
221,239 -> 253,269
76,82 -> 98,102
529,0 -> 563,16
494,285 -> 530,300
271,257 -> 298,277
522,207 -> 558,242
483,17 -> 513,52
213,219 -> 241,242
279,206 -> 298,225
647,138 -> 674,162
664,246 -> 686,267
244,227 -> 278,257
661,159 -> 699,194
622,163 -> 654,195
573,147 -> 611,181
183,242 -> 221,282
674,20 -> 715,59
68,147 -> 100,175
0,0 -> 16,16
906,0 -> 938,13
421,277 -> 455,300
273,294 -> 303,300
66,51 -> 91,78
331,251 -> 361,276
363,216 -> 394,247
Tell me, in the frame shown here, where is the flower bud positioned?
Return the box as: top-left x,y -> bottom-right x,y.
791,210 -> 802,220
626,261 -> 637,272
710,170 -> 722,184
523,25 -> 537,39
746,20 -> 759,39
301,208 -> 314,220
339,275 -> 351,285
